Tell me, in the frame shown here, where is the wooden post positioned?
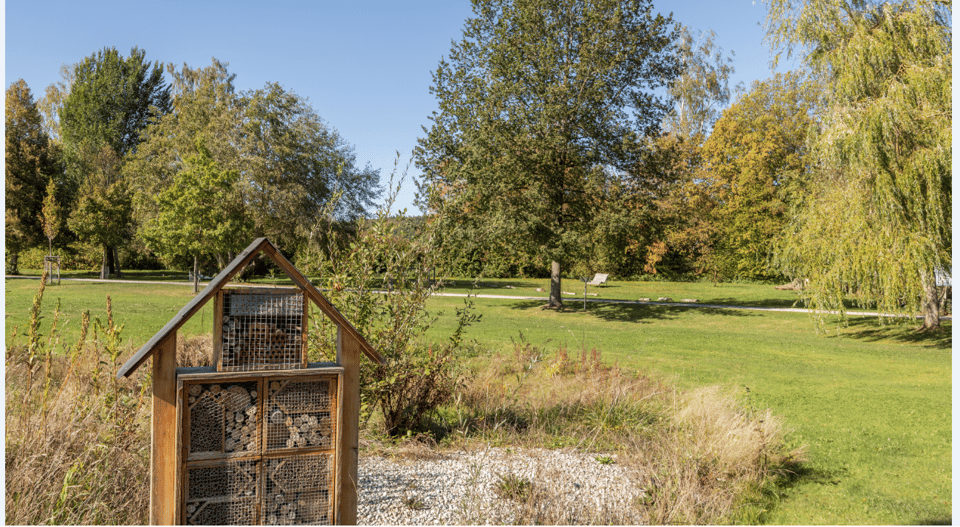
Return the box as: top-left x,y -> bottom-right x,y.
213,291 -> 224,369
150,333 -> 178,525
336,325 -> 362,525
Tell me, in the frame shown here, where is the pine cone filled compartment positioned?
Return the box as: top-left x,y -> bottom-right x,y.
264,377 -> 338,452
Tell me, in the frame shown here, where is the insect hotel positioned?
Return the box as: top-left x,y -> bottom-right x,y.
117,238 -> 384,525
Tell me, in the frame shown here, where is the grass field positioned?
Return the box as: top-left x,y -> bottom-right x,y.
4,275 -> 951,524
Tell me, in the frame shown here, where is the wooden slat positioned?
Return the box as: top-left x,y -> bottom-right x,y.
150,334 -> 178,525
260,242 -> 385,365
301,295 -> 309,369
175,379 -> 186,525
213,290 -> 224,370
175,363 -> 343,382
117,238 -> 271,379
336,326 -> 362,525
334,370 -> 344,525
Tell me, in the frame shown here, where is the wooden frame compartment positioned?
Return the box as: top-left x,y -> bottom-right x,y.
177,367 -> 342,525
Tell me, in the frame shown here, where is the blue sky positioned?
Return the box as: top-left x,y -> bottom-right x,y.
5,0 -> 797,214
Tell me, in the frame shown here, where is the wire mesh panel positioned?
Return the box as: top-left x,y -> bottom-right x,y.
187,381 -> 261,459
262,454 -> 335,525
184,460 -> 259,525
265,378 -> 337,451
220,288 -> 305,372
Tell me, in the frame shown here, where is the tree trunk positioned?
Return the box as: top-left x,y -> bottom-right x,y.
921,279 -> 941,331
9,252 -> 19,275
100,246 -> 110,279
193,254 -> 200,294
549,260 -> 563,307
112,246 -> 123,279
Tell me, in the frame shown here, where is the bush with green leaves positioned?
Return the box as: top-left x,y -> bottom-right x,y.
298,169 -> 479,437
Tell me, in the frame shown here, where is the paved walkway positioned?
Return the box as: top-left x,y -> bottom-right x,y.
6,275 -> 949,320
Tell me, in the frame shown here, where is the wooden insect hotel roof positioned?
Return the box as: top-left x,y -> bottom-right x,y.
117,237 -> 384,379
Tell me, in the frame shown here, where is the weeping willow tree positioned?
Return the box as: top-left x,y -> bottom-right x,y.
766,0 -> 951,330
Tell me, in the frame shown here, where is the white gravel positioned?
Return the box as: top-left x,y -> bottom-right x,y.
357,446 -> 643,525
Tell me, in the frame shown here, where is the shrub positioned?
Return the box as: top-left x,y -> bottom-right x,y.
299,166 -> 479,437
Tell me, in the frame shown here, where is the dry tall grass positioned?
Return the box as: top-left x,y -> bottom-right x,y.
5,279 -> 213,524
447,340 -> 804,524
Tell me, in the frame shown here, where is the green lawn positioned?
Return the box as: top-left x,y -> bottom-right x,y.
4,277 -> 215,348
423,294 -> 951,524
4,276 -> 951,524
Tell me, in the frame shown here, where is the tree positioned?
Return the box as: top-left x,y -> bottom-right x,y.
241,82 -> 380,248
60,46 -> 171,278
36,64 -> 74,146
143,141 -> 252,292
128,59 -> 380,261
6,79 -> 57,273
61,47 -> 170,162
699,72 -> 816,280
635,29 -> 738,278
416,0 -> 679,307
765,0 -> 951,330
40,178 -> 62,256
663,27 -> 737,143
67,144 -> 133,279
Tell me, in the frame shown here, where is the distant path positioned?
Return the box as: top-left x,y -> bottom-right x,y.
6,275 -> 950,320
429,291 -> 952,320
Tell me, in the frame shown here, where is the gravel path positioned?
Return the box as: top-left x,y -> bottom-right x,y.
357,446 -> 642,525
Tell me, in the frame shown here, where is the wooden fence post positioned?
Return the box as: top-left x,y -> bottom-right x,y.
150,333 -> 177,525
336,326 -> 362,525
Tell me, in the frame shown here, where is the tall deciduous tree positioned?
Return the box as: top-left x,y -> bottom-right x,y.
416,0 -> 679,307
60,46 -> 171,278
637,28 -> 737,277
765,0 -> 951,330
6,79 -> 57,273
663,27 -> 737,143
61,47 -> 170,162
700,72 -> 816,280
37,64 -> 74,146
143,141 -> 251,292
67,144 -> 133,279
128,59 -> 380,260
